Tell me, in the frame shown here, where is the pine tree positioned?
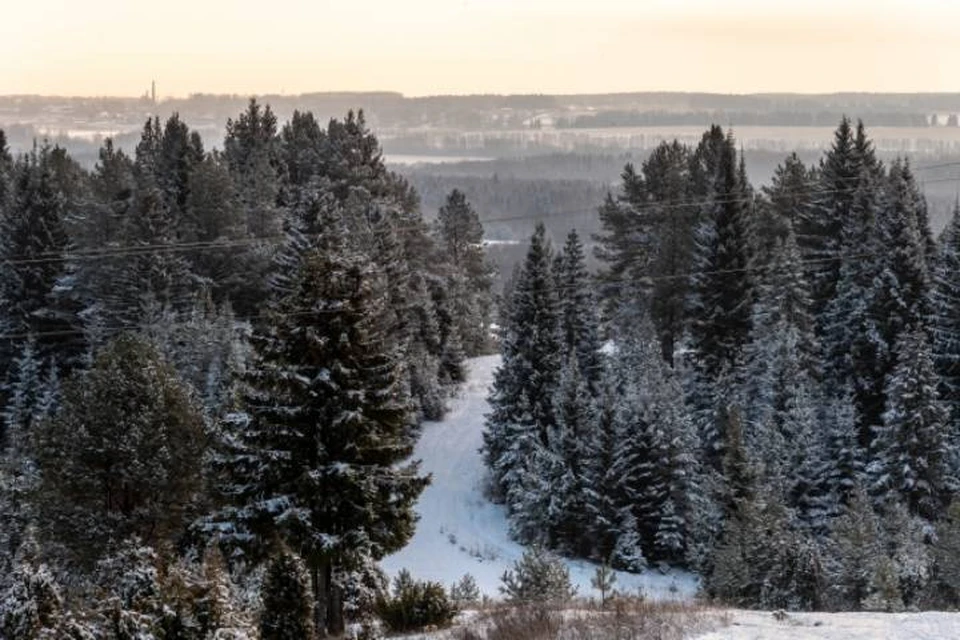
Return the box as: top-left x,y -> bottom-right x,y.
211,226 -> 427,635
433,189 -> 494,356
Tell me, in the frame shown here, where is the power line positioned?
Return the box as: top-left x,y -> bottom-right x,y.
0,244 -> 899,343
5,172 -> 960,268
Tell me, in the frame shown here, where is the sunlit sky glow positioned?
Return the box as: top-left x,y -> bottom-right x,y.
1,0 -> 958,97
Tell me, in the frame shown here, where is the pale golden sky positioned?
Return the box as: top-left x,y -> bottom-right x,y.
1,0 -> 958,97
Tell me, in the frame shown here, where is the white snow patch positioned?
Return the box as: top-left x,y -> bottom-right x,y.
693,609 -> 960,640
381,355 -> 698,600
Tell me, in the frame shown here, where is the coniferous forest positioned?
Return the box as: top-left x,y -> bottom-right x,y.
484,118 -> 960,612
0,102 -> 495,638
3,98 -> 960,639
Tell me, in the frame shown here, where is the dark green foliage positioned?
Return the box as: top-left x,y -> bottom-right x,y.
213,233 -> 427,634
260,550 -> 315,640
484,223 -> 561,501
434,189 -> 495,356
377,569 -> 458,633
31,334 -> 207,565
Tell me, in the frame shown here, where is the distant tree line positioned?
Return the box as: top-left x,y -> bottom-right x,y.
559,110 -> 934,128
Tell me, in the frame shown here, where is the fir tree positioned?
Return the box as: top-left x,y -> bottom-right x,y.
211,226 -> 427,635
484,223 -> 561,500
260,549 -> 316,640
869,328 -> 952,519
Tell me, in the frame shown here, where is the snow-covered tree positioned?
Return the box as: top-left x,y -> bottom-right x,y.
260,549 -> 315,640
210,227 -> 427,635
555,229 -> 603,392
869,328 -> 952,518
484,223 -> 561,501
0,529 -> 64,640
32,334 -> 207,565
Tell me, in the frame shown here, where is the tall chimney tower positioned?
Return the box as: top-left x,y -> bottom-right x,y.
151,81 -> 156,105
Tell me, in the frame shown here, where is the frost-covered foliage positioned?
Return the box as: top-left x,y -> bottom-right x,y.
500,547 -> 577,604
0,530 -> 63,640
482,119 -> 960,612
0,106 -> 495,633
449,574 -> 481,606
208,215 -> 428,634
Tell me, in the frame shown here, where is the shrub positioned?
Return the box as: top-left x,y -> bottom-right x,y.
378,569 -> 458,632
499,547 -> 576,604
450,574 -> 481,607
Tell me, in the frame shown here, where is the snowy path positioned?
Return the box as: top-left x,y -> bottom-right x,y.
381,355 -> 697,600
693,609 -> 960,639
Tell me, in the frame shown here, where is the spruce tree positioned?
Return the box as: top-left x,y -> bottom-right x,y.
484,223 -> 561,500
212,221 -> 427,634
869,328 -> 952,519
799,117 -> 859,320
932,200 -> 960,437
555,229 -> 603,392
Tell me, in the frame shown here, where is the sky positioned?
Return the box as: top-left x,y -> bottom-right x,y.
1,0 -> 958,97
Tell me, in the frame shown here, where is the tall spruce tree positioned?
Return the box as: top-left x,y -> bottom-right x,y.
483,223 -> 561,501
555,229 -> 603,392
932,200 -> 960,429
211,215 -> 427,635
799,117 -> 859,320
686,128 -> 755,472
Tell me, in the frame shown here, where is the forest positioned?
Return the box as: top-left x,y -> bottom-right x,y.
0,101 -> 495,638
484,118 -> 960,612
2,97 -> 960,639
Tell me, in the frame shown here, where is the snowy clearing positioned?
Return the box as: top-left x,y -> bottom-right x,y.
693,609 -> 960,640
381,355 -> 698,600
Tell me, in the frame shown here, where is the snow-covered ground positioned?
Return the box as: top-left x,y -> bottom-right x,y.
381,355 -> 698,600
693,609 -> 960,639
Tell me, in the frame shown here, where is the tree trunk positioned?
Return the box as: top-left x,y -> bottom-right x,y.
312,558 -> 328,636
311,558 -> 344,637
